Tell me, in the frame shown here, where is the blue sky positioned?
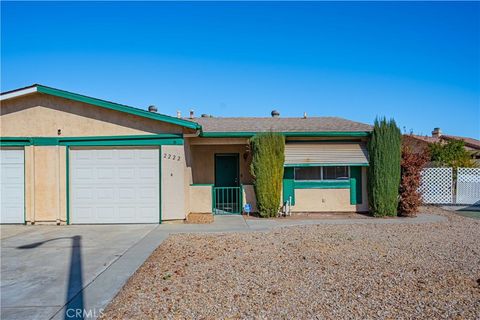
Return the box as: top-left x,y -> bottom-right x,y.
2,2 -> 479,138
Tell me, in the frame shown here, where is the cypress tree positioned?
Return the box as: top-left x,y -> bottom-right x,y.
367,118 -> 402,217
250,132 -> 285,217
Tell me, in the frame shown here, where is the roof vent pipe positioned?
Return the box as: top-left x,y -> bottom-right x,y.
189,109 -> 194,119
176,110 -> 181,118
303,112 -> 307,119
148,105 -> 157,113
271,110 -> 280,118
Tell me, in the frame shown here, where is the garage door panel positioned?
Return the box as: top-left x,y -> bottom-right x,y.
138,186 -> 157,200
71,148 -> 159,224
74,167 -> 94,180
2,185 -> 24,201
118,187 -> 136,199
118,150 -> 135,159
97,167 -> 116,179
1,149 -> 25,224
118,167 -> 135,179
118,207 -> 136,219
2,164 -> 23,177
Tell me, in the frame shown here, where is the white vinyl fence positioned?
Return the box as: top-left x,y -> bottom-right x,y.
456,168 -> 480,205
419,167 -> 480,205
419,168 -> 453,204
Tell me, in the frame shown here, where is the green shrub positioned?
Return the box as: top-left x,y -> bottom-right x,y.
250,132 -> 285,217
429,140 -> 477,169
367,118 -> 402,217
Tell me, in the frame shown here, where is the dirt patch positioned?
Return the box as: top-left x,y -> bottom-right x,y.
185,212 -> 214,224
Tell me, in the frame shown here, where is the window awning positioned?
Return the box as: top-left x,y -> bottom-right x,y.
284,142 -> 369,166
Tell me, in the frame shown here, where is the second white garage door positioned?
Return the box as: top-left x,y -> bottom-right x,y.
70,147 -> 159,224
0,148 -> 24,224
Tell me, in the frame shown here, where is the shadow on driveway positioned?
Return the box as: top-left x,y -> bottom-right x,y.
18,236 -> 85,319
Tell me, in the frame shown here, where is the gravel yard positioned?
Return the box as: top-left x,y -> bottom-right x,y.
102,207 -> 480,319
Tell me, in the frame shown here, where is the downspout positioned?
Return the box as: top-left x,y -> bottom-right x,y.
56,145 -> 61,225
31,146 -> 36,225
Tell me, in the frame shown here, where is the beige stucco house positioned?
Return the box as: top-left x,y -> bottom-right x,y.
0,84 -> 371,224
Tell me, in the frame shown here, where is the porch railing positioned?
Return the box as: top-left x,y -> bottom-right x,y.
213,186 -> 243,214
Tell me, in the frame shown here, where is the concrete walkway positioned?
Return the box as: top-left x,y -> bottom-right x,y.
1,213 -> 446,320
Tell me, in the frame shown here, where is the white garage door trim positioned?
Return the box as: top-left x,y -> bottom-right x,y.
70,147 -> 160,224
0,148 -> 25,224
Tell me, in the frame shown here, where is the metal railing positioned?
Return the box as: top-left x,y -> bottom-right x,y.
213,186 -> 242,214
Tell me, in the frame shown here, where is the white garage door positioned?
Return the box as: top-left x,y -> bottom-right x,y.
0,148 -> 25,224
70,147 -> 159,224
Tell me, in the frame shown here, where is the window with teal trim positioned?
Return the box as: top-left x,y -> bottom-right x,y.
294,166 -> 349,181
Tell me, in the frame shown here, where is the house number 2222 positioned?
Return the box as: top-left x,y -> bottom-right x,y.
163,153 -> 181,161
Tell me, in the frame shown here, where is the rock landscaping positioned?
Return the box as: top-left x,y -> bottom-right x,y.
102,207 -> 480,319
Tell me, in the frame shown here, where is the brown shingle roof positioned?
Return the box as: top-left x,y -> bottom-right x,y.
442,135 -> 480,149
189,116 -> 372,133
408,135 -> 440,144
404,134 -> 480,151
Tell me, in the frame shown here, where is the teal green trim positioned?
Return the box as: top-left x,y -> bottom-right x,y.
66,147 -> 70,225
202,132 -> 255,138
32,137 -> 58,146
63,138 -> 182,146
159,147 -> 162,224
59,134 -> 181,141
240,184 -> 244,212
211,185 -> 215,213
190,183 -> 214,186
349,178 -> 356,205
282,167 -> 295,205
350,166 -> 363,204
36,85 -> 201,130
1,135 -> 183,146
285,132 -> 369,137
0,138 -> 32,146
285,163 -> 369,167
23,147 -> 26,225
294,180 -> 350,189
201,131 -> 370,138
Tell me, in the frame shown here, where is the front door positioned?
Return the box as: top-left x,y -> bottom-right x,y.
214,154 -> 241,214
215,154 -> 239,187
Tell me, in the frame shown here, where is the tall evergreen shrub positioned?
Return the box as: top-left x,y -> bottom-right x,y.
367,118 -> 402,217
250,132 -> 285,217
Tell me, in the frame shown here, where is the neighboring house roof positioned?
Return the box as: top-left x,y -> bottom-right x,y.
404,133 -> 480,158
442,135 -> 480,150
406,134 -> 480,150
190,117 -> 372,137
0,84 -> 201,130
406,135 -> 439,144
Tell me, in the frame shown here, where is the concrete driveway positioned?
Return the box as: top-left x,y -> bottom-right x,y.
0,224 -> 158,320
